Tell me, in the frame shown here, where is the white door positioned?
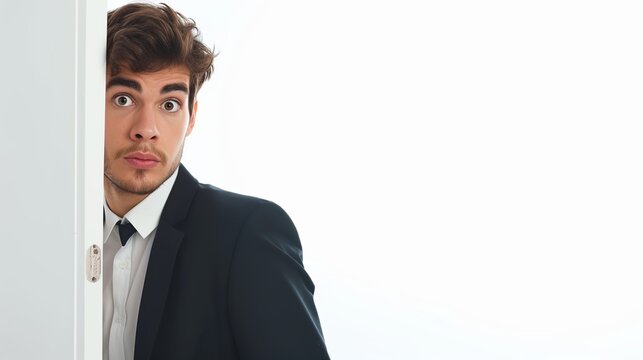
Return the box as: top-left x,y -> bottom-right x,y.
0,0 -> 105,358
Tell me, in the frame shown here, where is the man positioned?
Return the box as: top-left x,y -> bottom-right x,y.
102,3 -> 330,360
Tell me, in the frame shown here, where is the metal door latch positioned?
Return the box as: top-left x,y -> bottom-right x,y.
86,244 -> 101,282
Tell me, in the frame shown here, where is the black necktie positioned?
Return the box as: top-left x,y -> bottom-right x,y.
116,220 -> 136,246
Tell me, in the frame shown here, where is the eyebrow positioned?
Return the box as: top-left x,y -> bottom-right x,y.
106,77 -> 141,92
106,77 -> 188,95
161,83 -> 188,94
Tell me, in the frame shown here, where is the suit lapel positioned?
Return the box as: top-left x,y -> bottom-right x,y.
134,164 -> 200,360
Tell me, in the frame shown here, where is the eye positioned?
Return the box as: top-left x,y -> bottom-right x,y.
113,95 -> 134,107
161,99 -> 181,113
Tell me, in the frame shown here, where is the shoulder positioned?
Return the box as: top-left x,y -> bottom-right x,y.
173,165 -> 286,220
184,182 -> 297,237
172,165 -> 297,244
193,183 -> 288,219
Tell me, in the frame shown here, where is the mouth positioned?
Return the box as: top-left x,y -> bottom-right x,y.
123,151 -> 161,169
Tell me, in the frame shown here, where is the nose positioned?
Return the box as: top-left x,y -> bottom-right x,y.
130,105 -> 159,141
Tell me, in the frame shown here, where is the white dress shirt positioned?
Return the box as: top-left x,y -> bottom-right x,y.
103,169 -> 179,360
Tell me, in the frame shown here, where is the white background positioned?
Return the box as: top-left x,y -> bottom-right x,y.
108,1 -> 643,359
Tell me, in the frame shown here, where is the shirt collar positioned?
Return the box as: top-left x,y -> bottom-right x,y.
103,167 -> 179,243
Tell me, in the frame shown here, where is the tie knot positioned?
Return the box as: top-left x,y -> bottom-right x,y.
116,220 -> 137,246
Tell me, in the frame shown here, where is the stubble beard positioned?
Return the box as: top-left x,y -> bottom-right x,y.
104,139 -> 185,196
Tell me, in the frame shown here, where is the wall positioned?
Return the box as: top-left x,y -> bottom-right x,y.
0,0 -> 105,358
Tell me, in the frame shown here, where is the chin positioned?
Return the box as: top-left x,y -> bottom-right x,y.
106,165 -> 162,195
111,175 -> 161,195
105,155 -> 181,195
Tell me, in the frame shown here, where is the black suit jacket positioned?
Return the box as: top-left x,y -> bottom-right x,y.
133,164 -> 330,360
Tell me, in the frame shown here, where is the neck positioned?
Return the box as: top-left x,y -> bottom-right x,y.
104,177 -> 148,218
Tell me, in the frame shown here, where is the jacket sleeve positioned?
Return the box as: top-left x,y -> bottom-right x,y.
227,200 -> 331,360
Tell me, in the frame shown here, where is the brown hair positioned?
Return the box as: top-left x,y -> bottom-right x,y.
107,2 -> 215,115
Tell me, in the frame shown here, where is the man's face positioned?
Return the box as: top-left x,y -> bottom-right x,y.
104,65 -> 196,195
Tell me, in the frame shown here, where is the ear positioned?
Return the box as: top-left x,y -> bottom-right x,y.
187,100 -> 198,136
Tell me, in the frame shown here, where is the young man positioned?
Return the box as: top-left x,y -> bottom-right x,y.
102,3 -> 330,360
